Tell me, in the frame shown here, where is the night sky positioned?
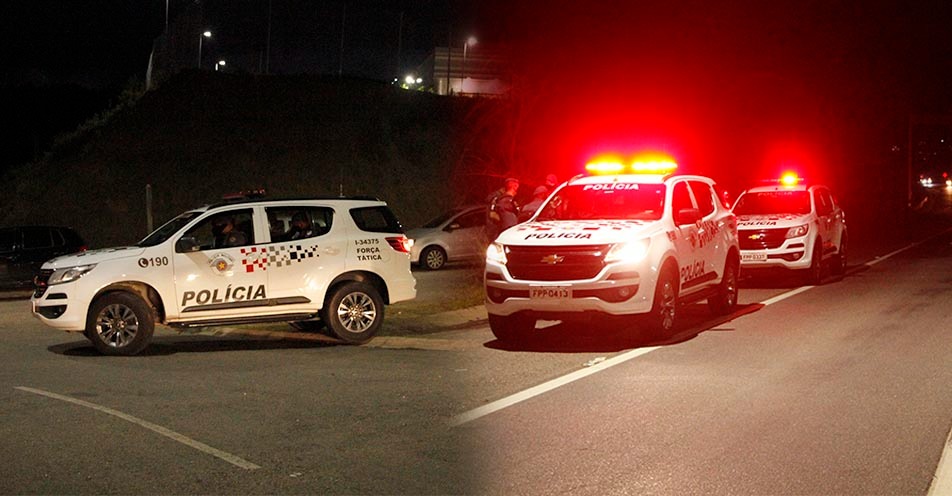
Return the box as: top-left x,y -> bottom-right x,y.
4,1 -> 952,182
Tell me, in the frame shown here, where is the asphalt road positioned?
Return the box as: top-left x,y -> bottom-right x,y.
2,206 -> 952,494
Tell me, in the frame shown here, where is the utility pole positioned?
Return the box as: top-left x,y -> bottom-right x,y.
338,2 -> 346,77
265,0 -> 272,74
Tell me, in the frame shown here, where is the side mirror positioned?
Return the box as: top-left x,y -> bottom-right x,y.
444,222 -> 461,232
175,237 -> 200,253
676,208 -> 701,226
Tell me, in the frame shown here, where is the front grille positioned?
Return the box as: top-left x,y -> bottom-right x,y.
739,228 -> 788,250
506,244 -> 609,281
33,269 -> 53,298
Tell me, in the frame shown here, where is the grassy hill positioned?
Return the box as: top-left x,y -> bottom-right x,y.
1,71 -> 483,248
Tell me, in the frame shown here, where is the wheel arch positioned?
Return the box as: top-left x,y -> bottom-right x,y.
327,271 -> 389,304
90,281 -> 165,323
658,255 -> 681,293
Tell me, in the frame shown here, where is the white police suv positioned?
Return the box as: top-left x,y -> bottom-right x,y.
484,155 -> 740,342
31,196 -> 416,355
732,173 -> 847,284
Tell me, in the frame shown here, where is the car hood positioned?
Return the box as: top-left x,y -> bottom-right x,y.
736,214 -> 811,229
496,220 -> 658,246
43,246 -> 146,269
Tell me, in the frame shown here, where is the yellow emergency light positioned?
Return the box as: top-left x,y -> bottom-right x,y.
584,153 -> 678,176
779,172 -> 801,186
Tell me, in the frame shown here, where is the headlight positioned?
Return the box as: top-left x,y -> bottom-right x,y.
604,239 -> 650,264
486,242 -> 508,264
785,224 -> 809,238
48,264 -> 96,285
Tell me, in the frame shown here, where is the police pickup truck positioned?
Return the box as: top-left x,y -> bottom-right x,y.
484,155 -> 740,342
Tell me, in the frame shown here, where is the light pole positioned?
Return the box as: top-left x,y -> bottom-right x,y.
462,36 -> 477,94
198,30 -> 211,68
215,60 -> 226,71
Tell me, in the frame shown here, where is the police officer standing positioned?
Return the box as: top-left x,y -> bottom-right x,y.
487,177 -> 520,241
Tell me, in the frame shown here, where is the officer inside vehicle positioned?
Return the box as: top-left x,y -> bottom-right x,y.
285,212 -> 314,240
212,216 -> 247,248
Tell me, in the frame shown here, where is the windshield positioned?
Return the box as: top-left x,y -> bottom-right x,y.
138,211 -> 203,247
421,209 -> 463,228
537,183 -> 666,221
733,191 -> 811,215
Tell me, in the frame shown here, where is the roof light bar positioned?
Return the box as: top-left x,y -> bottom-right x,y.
584,153 -> 678,176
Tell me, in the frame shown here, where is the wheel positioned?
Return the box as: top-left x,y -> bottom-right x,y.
804,240 -> 824,285
321,281 -> 384,344
708,256 -> 738,315
488,313 -> 536,342
420,246 -> 447,270
289,319 -> 325,332
85,292 -> 155,356
646,266 -> 678,339
831,234 -> 847,277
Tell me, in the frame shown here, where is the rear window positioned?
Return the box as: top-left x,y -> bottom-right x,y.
733,191 -> 811,215
22,227 -> 53,249
350,206 -> 404,234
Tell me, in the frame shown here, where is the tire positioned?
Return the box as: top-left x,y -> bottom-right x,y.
421,246 -> 447,270
804,240 -> 824,285
708,256 -> 738,315
831,234 -> 847,277
321,281 -> 384,344
488,313 -> 536,343
646,266 -> 678,339
85,292 -> 155,356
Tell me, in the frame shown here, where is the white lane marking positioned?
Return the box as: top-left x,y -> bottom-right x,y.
761,286 -> 814,306
449,346 -> 661,426
452,232 -> 952,427
14,387 -> 261,470
930,423 -> 952,496
867,225 -> 952,267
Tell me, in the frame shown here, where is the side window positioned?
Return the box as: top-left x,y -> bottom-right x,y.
181,208 -> 255,251
0,228 -> 18,252
672,182 -> 694,214
51,228 -> 66,247
350,206 -> 404,234
814,189 -> 833,216
266,206 -> 334,242
688,181 -> 716,217
22,227 -> 53,249
453,210 -> 484,229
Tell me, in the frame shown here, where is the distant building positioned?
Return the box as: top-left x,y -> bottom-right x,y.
416,45 -> 510,97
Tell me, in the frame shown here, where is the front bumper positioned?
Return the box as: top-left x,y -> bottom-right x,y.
31,283 -> 89,331
739,234 -> 815,270
484,260 -> 654,318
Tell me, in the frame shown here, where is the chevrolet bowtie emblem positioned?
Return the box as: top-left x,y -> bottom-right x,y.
748,233 -> 765,240
541,254 -> 565,264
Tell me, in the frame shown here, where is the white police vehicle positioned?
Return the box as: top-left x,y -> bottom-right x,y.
31,196 -> 416,355
732,173 -> 847,284
484,155 -> 740,342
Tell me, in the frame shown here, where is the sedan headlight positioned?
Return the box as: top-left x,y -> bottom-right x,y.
486,242 -> 508,264
785,224 -> 809,238
605,239 -> 650,264
48,264 -> 96,285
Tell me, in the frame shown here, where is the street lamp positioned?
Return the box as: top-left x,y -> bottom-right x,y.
462,36 -> 477,94
215,60 -> 226,71
198,30 -> 212,68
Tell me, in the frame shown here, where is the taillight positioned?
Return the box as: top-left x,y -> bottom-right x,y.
385,236 -> 413,253
78,245 -> 89,252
